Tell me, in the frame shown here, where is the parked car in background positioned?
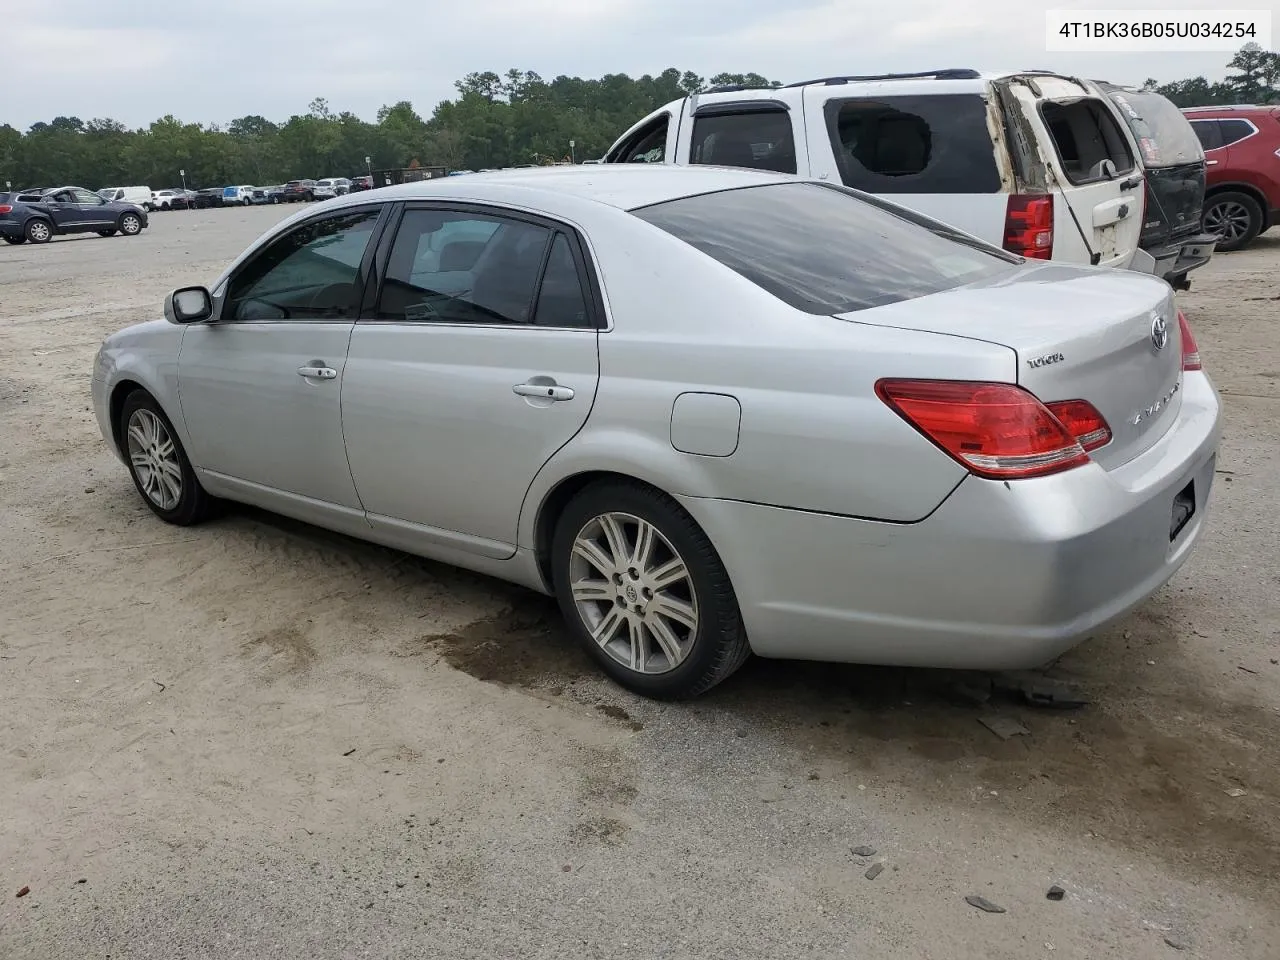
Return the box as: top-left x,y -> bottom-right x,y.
97,186 -> 155,210
151,189 -> 189,210
348,176 -> 373,193
281,179 -> 318,202
222,185 -> 255,206
1,186 -> 148,244
192,188 -> 224,209
605,68 -> 1149,271
1096,82 -> 1217,288
250,185 -> 283,204
90,165 -> 1218,699
313,177 -> 352,199
1184,104 -> 1280,251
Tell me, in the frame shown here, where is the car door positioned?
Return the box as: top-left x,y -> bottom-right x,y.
341,203 -> 602,559
44,190 -> 83,230
71,188 -> 116,227
176,205 -> 389,528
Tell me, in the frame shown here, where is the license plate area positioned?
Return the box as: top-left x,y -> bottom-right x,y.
1170,479 -> 1195,542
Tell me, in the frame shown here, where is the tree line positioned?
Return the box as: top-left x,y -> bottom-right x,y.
0,44 -> 1274,192
0,69 -> 778,191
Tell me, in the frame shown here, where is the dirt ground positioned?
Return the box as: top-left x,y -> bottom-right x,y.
1,206 -> 1277,959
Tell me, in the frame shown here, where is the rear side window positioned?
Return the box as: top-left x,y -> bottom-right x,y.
825,94 -> 1002,194
632,181 -> 1016,315
689,108 -> 797,174
1218,118 -> 1257,146
1189,120 -> 1223,151
1040,98 -> 1136,184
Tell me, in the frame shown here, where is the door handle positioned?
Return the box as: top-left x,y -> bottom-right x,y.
297,365 -> 337,380
1119,176 -> 1142,191
513,381 -> 574,401
1206,159 -> 1218,165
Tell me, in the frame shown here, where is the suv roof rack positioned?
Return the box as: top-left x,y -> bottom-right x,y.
701,83 -> 755,94
1182,104 -> 1260,112
783,68 -> 982,88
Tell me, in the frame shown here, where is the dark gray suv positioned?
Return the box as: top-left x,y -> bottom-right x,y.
0,186 -> 149,244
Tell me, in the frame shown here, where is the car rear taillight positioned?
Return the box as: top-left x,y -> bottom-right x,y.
876,380 -> 1091,479
1178,310 -> 1201,371
0,204 -> 12,215
1044,399 -> 1112,451
1003,194 -> 1053,259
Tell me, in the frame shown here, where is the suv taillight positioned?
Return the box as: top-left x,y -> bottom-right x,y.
875,379 -> 1104,479
1178,310 -> 1201,371
0,204 -> 12,215
1003,194 -> 1054,259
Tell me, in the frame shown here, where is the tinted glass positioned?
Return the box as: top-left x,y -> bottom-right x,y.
826,94 -> 1001,194
225,209 -> 380,321
377,209 -> 550,324
72,188 -> 101,203
1189,120 -> 1223,150
1218,118 -> 1256,146
1107,92 -> 1204,166
1040,98 -> 1136,183
532,233 -> 591,328
612,115 -> 668,163
632,182 -> 1016,315
690,110 -> 797,174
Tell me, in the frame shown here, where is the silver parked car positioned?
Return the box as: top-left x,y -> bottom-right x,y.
90,166 -> 1221,699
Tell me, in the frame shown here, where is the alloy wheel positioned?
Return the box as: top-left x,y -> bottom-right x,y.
126,408 -> 182,510
27,220 -> 50,242
568,512 -> 699,674
121,214 -> 141,235
1204,200 -> 1251,243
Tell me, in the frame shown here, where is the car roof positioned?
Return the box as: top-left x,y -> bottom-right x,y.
351,164 -> 795,212
1182,104 -> 1280,116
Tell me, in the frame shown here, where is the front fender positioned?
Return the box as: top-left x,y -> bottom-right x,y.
96,323 -> 190,455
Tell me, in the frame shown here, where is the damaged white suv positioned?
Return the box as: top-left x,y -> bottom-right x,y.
604,68 -> 1148,270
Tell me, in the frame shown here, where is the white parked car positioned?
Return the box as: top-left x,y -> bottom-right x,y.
221,185 -> 256,206
97,186 -> 154,210
605,68 -> 1149,270
90,166 -> 1219,699
313,178 -> 352,199
151,189 -> 187,210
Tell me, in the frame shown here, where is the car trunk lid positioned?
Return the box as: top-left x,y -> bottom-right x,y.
836,263 -> 1184,470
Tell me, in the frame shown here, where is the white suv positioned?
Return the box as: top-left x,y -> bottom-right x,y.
604,69 -> 1147,270
313,178 -> 352,199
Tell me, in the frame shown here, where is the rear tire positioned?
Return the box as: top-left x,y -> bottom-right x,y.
1203,191 -> 1262,252
3,235 -> 24,244
25,218 -> 52,243
118,390 -> 213,526
97,230 -> 116,237
550,480 -> 750,699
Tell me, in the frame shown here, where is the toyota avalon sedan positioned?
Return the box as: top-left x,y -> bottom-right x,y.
90,165 -> 1220,699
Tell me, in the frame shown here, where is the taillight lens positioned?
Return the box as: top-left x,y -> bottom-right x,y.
1178,310 -> 1201,371
1003,194 -> 1054,259
0,204 -> 12,215
876,380 -> 1091,479
1045,399 -> 1112,451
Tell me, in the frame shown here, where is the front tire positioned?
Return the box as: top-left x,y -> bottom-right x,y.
97,230 -> 116,237
25,218 -> 52,243
119,212 -> 142,236
1203,191 -> 1262,252
119,390 -> 212,525
551,481 -> 750,699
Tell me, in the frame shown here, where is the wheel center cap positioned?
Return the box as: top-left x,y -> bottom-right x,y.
624,584 -> 638,604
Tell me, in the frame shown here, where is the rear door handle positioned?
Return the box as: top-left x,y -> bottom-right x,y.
1205,159 -> 1219,165
1119,176 -> 1142,191
297,365 -> 337,380
513,382 -> 574,401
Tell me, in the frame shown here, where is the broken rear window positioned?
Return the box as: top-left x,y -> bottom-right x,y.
1040,98 -> 1136,184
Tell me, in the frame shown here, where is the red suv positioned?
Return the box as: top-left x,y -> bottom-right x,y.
1183,105 -> 1280,251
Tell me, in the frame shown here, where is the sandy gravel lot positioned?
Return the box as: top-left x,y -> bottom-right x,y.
1,206 -> 1277,959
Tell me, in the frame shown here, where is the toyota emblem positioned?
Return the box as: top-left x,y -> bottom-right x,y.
1150,313 -> 1169,351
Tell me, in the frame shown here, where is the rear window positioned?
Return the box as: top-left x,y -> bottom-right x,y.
1040,98 -> 1136,184
1218,118 -> 1257,146
824,94 -> 1002,194
631,181 -> 1017,315
1107,91 -> 1203,166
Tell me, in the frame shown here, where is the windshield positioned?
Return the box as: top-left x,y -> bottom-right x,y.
1108,91 -> 1204,167
632,181 -> 1018,315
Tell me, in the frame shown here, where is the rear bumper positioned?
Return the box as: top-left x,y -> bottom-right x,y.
678,372 -> 1221,670
0,221 -> 23,238
1147,233 -> 1218,283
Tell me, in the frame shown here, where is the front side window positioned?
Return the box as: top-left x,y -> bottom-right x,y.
1040,98 -> 1136,184
826,95 -> 1002,194
690,109 -> 797,174
224,208 -> 381,321
72,188 -> 101,203
609,114 -> 669,164
1218,118 -> 1257,146
632,181 -> 1017,315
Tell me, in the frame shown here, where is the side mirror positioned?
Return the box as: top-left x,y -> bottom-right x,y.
165,286 -> 214,324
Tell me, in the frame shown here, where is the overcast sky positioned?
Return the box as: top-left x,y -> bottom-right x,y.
6,0 -> 1264,130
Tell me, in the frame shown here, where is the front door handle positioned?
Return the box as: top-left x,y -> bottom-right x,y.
297,365 -> 337,380
1119,176 -> 1142,191
1206,159 -> 1218,165
513,381 -> 574,401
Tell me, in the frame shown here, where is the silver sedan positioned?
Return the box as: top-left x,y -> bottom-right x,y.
91,166 -> 1221,698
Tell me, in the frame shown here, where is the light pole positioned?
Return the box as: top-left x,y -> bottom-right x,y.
179,168 -> 187,191
569,139 -> 576,164
365,156 -> 372,181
